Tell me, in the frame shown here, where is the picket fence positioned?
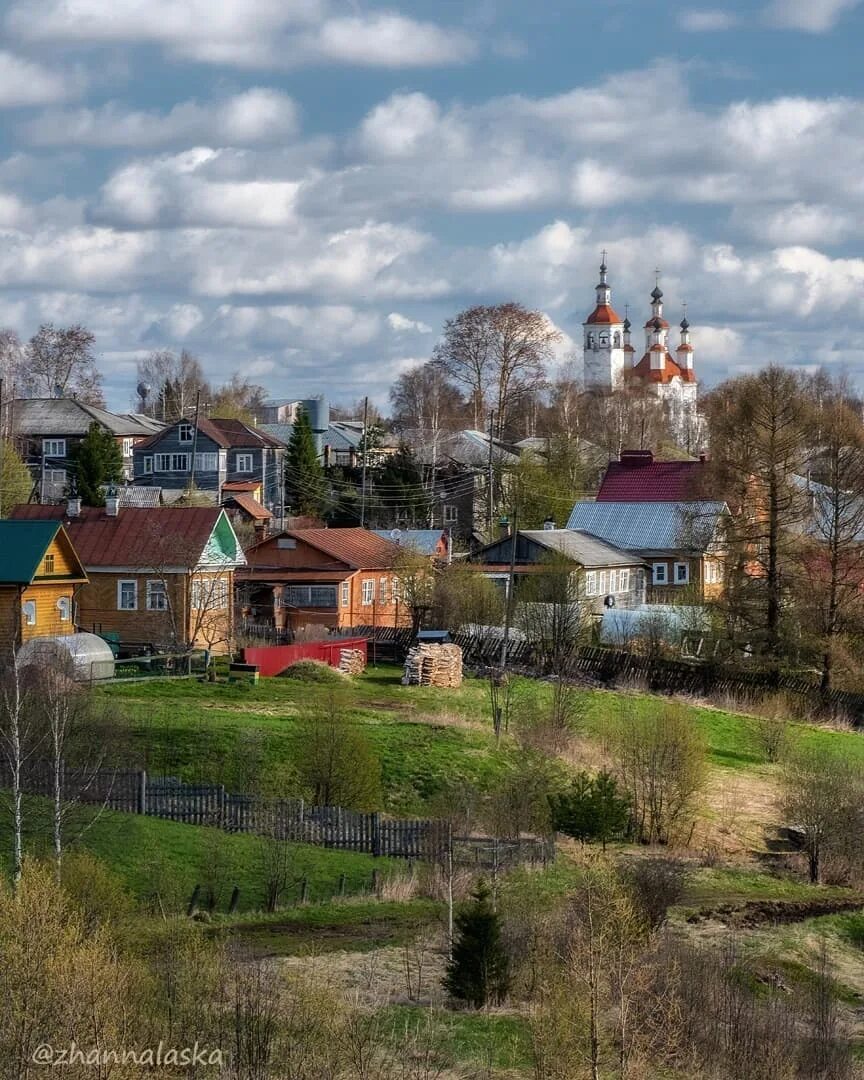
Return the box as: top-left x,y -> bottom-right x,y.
9,761 -> 553,867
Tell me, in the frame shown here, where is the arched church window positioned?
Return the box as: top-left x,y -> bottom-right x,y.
599,332 -> 609,348
613,332 -> 621,348
586,333 -> 595,349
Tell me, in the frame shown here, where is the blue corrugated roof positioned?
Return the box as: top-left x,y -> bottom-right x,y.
566,501 -> 727,552
373,529 -> 445,555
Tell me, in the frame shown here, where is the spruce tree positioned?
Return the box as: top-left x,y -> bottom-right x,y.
70,422 -> 124,506
549,770 -> 631,850
285,407 -> 327,518
443,880 -> 510,1007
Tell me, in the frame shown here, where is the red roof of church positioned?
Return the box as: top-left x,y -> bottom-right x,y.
597,450 -> 707,501
585,304 -> 623,325
644,317 -> 670,329
629,351 -> 697,384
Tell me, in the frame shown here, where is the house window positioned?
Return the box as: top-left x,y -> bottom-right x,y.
171,453 -> 189,471
705,561 -> 723,585
45,469 -> 66,486
584,571 -> 597,597
608,569 -> 617,594
283,585 -> 337,608
192,577 -> 228,609
674,562 -> 690,585
236,453 -> 254,473
392,576 -> 399,602
598,571 -> 607,595
194,453 -> 219,472
43,554 -> 55,575
21,600 -> 36,626
117,580 -> 137,610
122,438 -> 134,457
57,597 -> 70,621
379,576 -> 389,603
618,569 -> 630,593
361,578 -> 375,605
146,580 -> 168,611
652,563 -> 668,585
178,423 -> 194,443
341,581 -> 350,607
42,439 -> 66,457
443,505 -> 458,524
154,453 -> 171,471
142,456 -> 153,475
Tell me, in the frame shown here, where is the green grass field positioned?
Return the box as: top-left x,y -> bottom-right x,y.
97,664 -> 864,815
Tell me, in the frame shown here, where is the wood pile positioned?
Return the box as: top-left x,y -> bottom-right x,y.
402,643 -> 463,688
338,648 -> 366,676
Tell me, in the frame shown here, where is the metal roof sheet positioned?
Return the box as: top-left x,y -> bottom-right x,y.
0,520 -> 70,583
566,501 -> 727,552
13,398 -> 163,437
373,529 -> 446,555
520,529 -> 645,568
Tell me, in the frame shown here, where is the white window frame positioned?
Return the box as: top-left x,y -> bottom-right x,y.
443,504 -> 458,524
178,423 -> 194,443
194,452 -> 219,472
652,562 -> 668,585
122,437 -> 134,457
674,562 -> 690,585
56,596 -> 71,621
379,576 -> 389,603
117,579 -> 137,611
584,570 -> 597,597
192,577 -> 228,610
154,453 -> 171,472
599,571 -> 607,595
608,569 -> 617,594
361,578 -> 375,605
43,553 -> 55,575
45,468 -> 66,486
42,438 -> 66,457
171,453 -> 189,472
392,576 -> 399,602
235,452 -> 254,473
146,579 -> 168,611
341,581 -> 350,607
618,568 -> 630,593
21,600 -> 36,626
142,456 -> 153,475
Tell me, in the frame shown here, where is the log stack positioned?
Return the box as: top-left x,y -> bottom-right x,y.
401,643 -> 463,688
338,648 -> 366,676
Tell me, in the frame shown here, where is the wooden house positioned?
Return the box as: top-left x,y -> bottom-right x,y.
10,502 -> 246,654
237,528 -> 415,636
0,520 -> 88,648
566,500 -> 728,603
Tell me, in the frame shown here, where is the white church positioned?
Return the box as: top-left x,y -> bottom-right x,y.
582,257 -> 698,443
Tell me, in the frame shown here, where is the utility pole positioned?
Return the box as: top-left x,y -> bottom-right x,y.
360,396 -> 369,527
188,390 -> 201,493
0,377 -> 4,518
499,494 -> 518,669
487,409 -> 495,538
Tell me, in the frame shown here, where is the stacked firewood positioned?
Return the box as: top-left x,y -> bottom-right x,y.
338,648 -> 366,676
401,643 -> 463,687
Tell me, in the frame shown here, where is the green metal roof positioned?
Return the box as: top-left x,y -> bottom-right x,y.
0,520 -> 63,584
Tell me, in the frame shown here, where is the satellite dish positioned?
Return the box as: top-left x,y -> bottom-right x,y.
390,529 -> 402,542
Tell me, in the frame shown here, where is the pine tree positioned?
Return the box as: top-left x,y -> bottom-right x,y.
285,407 -> 328,518
443,880 -> 510,1007
550,770 -> 631,850
70,422 -> 124,506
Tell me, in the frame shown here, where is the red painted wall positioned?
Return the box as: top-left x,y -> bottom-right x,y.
241,637 -> 368,677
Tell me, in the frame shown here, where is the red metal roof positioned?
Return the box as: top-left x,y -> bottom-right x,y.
221,480 -> 261,492
136,417 -> 284,452
597,450 -> 708,502
584,304 -> 623,325
285,528 -> 401,569
629,351 -> 697,384
226,493 -> 271,521
236,568 -> 350,583
9,505 -> 224,566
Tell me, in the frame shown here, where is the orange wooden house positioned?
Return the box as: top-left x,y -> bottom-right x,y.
237,528 -> 417,636
0,520 -> 88,648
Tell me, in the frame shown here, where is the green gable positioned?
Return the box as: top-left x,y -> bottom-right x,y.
0,521 -> 62,584
200,510 -> 245,567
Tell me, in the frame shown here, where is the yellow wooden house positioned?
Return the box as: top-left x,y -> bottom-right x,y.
0,521 -> 88,648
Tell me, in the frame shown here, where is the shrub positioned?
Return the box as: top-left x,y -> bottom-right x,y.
619,856 -> 689,930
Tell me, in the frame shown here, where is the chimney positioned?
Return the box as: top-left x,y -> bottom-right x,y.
66,494 -> 81,518
498,515 -> 511,539
105,483 -> 120,517
543,516 -> 556,531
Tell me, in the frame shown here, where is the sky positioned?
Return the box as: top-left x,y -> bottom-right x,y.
2,0 -> 864,412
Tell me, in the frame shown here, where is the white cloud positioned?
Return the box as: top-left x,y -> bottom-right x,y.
8,0 -> 475,69
387,312 -> 432,334
765,0 -> 861,32
679,9 -> 737,30
0,50 -> 82,107
25,88 -> 299,148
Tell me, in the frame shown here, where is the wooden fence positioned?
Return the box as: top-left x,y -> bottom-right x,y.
8,761 -> 551,866
454,633 -> 864,727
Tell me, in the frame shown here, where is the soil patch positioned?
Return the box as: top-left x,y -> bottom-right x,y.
686,896 -> 864,928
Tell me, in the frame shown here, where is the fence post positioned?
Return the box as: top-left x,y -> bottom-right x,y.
372,812 -> 381,858
137,770 -> 147,816
299,877 -> 309,905
371,868 -> 381,897
338,872 -> 346,897
228,885 -> 240,915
